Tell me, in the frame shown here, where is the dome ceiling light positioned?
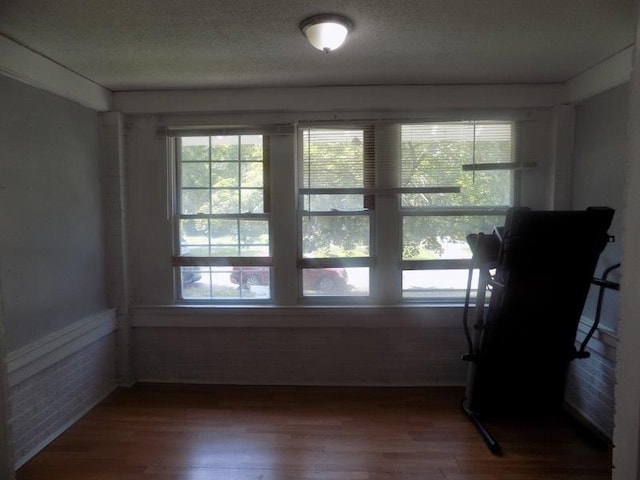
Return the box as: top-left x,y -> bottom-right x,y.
300,14 -> 353,53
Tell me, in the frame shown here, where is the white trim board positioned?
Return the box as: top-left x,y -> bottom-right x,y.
566,46 -> 634,104
112,84 -> 565,115
0,34 -> 112,112
6,309 -> 117,387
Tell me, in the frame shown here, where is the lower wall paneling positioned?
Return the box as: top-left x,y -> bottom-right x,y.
134,326 -> 468,386
6,310 -> 118,468
565,319 -> 618,440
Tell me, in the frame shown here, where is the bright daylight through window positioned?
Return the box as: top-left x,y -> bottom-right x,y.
173,121 -> 515,303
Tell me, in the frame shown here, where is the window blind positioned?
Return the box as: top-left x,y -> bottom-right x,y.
401,121 -> 514,188
301,127 -> 373,190
299,125 -> 460,198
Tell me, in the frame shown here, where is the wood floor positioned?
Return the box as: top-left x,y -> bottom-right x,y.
16,384 -> 612,480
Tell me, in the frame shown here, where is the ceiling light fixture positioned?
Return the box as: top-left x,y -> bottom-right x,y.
300,14 -> 353,53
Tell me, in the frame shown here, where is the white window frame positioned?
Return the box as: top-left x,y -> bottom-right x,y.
171,129 -> 273,303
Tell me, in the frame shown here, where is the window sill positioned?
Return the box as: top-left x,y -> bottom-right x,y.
129,304 -> 466,328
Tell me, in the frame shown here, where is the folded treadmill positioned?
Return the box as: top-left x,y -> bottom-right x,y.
461,207 -> 615,454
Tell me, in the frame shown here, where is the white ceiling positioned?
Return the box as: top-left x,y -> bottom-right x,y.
0,0 -> 637,92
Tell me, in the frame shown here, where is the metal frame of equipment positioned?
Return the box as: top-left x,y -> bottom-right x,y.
461,207 -> 616,455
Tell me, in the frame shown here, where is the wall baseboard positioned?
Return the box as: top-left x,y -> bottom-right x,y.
563,400 -> 614,448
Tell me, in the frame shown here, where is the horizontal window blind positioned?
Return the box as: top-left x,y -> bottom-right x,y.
299,125 -> 460,198
401,121 -> 513,189
301,127 -> 372,190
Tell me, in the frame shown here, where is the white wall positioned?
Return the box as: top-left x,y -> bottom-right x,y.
0,74 -> 108,352
572,84 -> 628,276
0,74 -> 117,471
563,84 -> 629,440
613,15 -> 640,476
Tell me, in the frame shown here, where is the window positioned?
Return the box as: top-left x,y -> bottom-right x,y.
296,121 -> 514,303
173,133 -> 271,301
298,127 -> 373,297
170,120 -> 517,305
400,121 -> 514,300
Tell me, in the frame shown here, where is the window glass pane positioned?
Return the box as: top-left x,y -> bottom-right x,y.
181,266 -> 270,300
180,219 -> 269,257
402,215 -> 505,260
211,136 -> 240,160
182,163 -> 210,188
211,162 -> 239,187
211,189 -> 240,214
180,266 -> 206,297
180,219 -> 208,245
302,129 -> 364,189
302,215 -> 370,257
181,189 -> 210,214
402,269 -> 484,300
209,219 -> 239,255
238,220 -> 269,256
230,267 -> 270,289
241,162 -> 263,188
304,194 -> 364,212
241,135 -> 263,160
302,267 -> 368,296
181,135 -> 265,216
181,137 -> 209,161
180,220 -> 210,256
241,188 -> 264,213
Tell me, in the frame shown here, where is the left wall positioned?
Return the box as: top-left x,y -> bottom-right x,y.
0,74 -> 117,468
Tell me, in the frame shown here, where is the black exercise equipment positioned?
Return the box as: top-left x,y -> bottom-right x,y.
461,207 -> 615,455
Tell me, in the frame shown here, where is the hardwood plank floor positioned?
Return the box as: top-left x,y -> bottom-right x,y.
16,384 -> 612,480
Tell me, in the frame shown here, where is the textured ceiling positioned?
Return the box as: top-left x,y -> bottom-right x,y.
0,0 -> 637,91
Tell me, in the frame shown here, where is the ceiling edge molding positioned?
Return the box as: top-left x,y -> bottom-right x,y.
566,46 -> 634,104
0,34 -> 112,112
113,84 -> 565,115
